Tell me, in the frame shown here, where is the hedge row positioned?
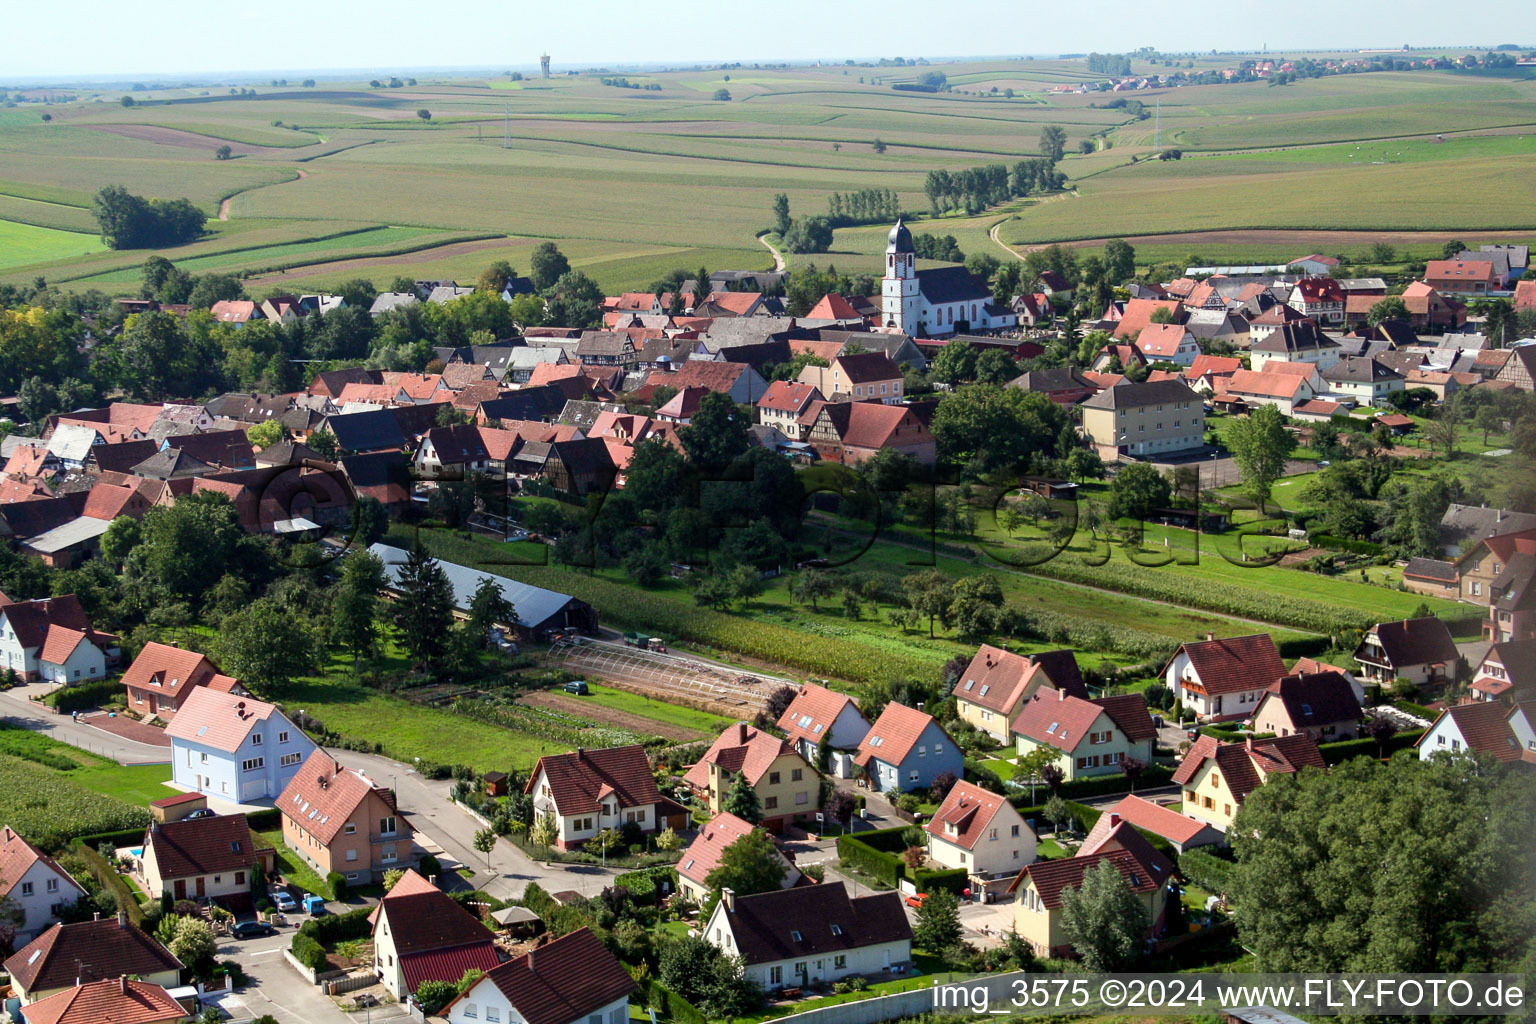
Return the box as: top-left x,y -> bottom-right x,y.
1178,849 -> 1233,895
1317,730 -> 1424,765
910,866 -> 968,894
72,826 -> 149,851
998,605 -> 1175,661
614,865 -> 678,906
635,978 -> 707,1024
1310,534 -> 1384,556
1007,765 -> 1174,807
72,840 -> 146,926
291,932 -> 327,971
835,833 -> 904,887
850,826 -> 912,853
297,906 -> 373,946
43,678 -> 126,714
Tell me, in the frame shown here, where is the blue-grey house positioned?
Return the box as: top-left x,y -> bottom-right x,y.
165,686 -> 316,804
854,702 -> 963,794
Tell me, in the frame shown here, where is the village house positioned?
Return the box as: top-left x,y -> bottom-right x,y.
1249,671 -> 1363,741
1493,345 -> 1536,392
1133,323 -> 1200,367
1180,354 -> 1244,394
646,360 -> 769,405
853,702 -> 963,794
1321,356 -> 1405,406
19,977 -> 185,1024
1012,690 -> 1158,780
442,927 -> 635,1024
1248,321 -> 1342,373
676,812 -> 803,904
1353,616 -> 1459,688
1164,633 -> 1287,722
1105,297 -> 1183,340
801,400 -> 936,466
1084,796 -> 1224,854
756,381 -> 823,440
797,352 -> 904,404
1078,379 -> 1205,460
0,594 -> 115,684
685,724 -> 818,833
278,750 -> 415,886
952,645 -> 1087,742
1469,640 -> 1536,704
1010,820 -> 1176,958
775,682 -> 871,774
413,424 -> 491,480
1173,733 -> 1326,831
120,642 -> 235,719
1290,276 -> 1346,325
164,687 -> 317,803
1417,701 -> 1534,763
4,915 -> 182,1005
1219,367 -> 1315,416
139,814 -> 271,910
1289,254 -> 1340,276
1400,281 -> 1466,332
924,779 -> 1036,885
1008,367 -> 1098,405
1423,259 -> 1499,296
0,827 -> 86,943
701,884 -> 912,991
371,870 -> 502,1000
526,745 -> 662,850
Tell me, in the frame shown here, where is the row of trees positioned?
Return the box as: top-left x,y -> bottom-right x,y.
922,156 -> 1065,215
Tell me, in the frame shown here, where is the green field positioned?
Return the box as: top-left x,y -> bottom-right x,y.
579,682 -> 737,735
5,59 -> 1530,292
0,218 -> 107,269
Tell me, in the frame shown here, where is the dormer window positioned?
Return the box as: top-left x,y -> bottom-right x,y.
791,930 -> 803,941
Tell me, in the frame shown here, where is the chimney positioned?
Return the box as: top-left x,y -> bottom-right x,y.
93,911 -> 100,921
117,909 -> 128,928
1245,736 -> 1255,752
1057,688 -> 1066,702
1108,813 -> 1121,829
119,975 -> 128,995
736,723 -> 748,744
722,887 -> 736,913
527,946 -> 535,973
1205,632 -> 1215,642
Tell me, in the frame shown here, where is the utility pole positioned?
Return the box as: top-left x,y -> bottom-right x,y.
1154,99 -> 1161,148
503,103 -> 512,149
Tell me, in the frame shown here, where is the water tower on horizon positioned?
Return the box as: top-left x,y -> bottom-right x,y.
540,53 -> 551,78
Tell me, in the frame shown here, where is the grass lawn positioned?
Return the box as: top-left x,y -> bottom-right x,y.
741,952 -> 956,1023
1035,838 -> 1073,859
257,829 -> 332,900
70,762 -> 175,805
0,219 -> 107,270
582,682 -> 737,735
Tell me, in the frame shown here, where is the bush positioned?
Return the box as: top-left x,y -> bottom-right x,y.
43,678 -> 125,714
1178,849 -> 1233,895
835,834 -> 903,887
614,866 -> 678,906
290,932 -> 327,971
1311,534 -> 1384,556
1007,764 -> 1173,805
297,907 -> 373,946
418,854 -> 441,880
909,867 -> 967,894
326,872 -> 347,901
1317,730 -> 1424,765
245,808 -> 282,832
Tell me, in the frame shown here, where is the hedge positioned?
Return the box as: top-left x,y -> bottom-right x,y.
909,866 -> 967,894
1276,636 -> 1330,660
246,809 -> 281,832
72,840 -> 146,926
291,932 -> 327,971
835,833 -> 903,887
1317,730 -> 1424,765
1310,534 -> 1384,556
72,826 -> 150,851
43,678 -> 126,714
297,906 -> 373,945
614,865 -> 678,906
1178,849 -> 1233,895
1393,700 -> 1436,720
635,978 -> 707,1024
1008,765 -> 1174,807
851,826 -> 913,853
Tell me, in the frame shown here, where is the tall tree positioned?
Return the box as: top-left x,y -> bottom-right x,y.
1059,858 -> 1150,971
213,596 -> 319,692
678,392 -> 749,471
529,242 -> 571,292
721,771 -> 762,824
467,576 -> 516,639
1106,462 -> 1171,521
392,539 -> 455,662
703,829 -> 789,898
771,193 -> 792,236
1226,404 -> 1296,509
912,887 -> 962,952
1039,126 -> 1068,162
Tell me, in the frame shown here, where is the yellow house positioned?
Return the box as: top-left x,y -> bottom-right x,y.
1009,822 -> 1175,959
952,645 -> 1085,742
1171,734 -> 1326,832
683,723 -> 818,833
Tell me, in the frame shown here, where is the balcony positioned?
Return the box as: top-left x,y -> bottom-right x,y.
370,829 -> 404,844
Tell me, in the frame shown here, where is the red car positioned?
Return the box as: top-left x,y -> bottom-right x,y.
904,892 -> 929,909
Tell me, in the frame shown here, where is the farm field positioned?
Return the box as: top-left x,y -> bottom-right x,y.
0,218 -> 107,269
522,682 -> 736,741
4,60 -> 1532,292
0,750 -> 154,849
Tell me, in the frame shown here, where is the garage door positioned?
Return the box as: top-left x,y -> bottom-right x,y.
239,778 -> 268,802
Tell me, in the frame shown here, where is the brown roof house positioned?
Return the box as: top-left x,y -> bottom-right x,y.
1416,700 -> 1534,764
0,826 -> 87,943
1012,690 -> 1158,782
797,352 -> 904,404
120,641 -> 224,719
1162,633 -> 1287,722
1249,671 -> 1363,742
1352,616 -> 1459,689
775,682 -> 871,773
139,814 -> 272,911
700,883 -> 911,992
1010,820 -> 1176,958
371,868 -> 502,999
676,812 -> 803,904
4,914 -> 182,1004
20,977 -> 185,1024
526,745 -> 662,850
924,779 -> 1035,885
802,400 -> 936,466
278,750 -> 415,886
440,927 -> 635,1024
952,644 -> 1087,742
685,724 -> 819,833
1172,733 -> 1325,831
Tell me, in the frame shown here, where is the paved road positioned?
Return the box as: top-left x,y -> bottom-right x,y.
208,928 -> 409,1024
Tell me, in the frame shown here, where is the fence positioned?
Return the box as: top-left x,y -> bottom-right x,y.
327,972 -> 378,996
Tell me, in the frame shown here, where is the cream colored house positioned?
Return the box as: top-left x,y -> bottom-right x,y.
952,645 -> 1084,743
923,780 -> 1035,883
1249,671 -> 1362,742
1078,379 -> 1204,460
676,812 -> 802,904
684,724 -> 818,832
1011,691 -> 1157,781
1171,734 -> 1325,832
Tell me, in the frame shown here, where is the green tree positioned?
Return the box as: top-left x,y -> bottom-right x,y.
99,516 -> 141,567
902,569 -> 952,637
472,828 -> 496,866
168,916 -> 218,968
913,887 -> 962,952
133,491 -> 249,600
1059,858 -> 1150,971
929,339 -> 979,384
1440,239 -> 1466,261
529,812 -> 558,852
477,260 -> 517,293
1102,238 -> 1136,283
791,569 -> 836,611
306,429 -> 339,461
704,829 -> 788,899
872,138 -> 887,153
1368,296 -> 1409,326
1106,462 -> 1171,521
416,109 -> 431,120
1039,125 -> 1068,162
1014,743 -> 1065,803
212,596 -> 318,692
246,419 -> 283,449
722,771 -> 762,824
1043,795 -> 1070,832
1476,404 -> 1504,445
678,392 -> 749,471
529,242 -> 571,292
467,576 -> 516,640
1367,242 -> 1396,263
771,193 -> 791,235
654,827 -> 682,851
1066,447 -> 1104,482
1226,404 -> 1296,508
349,495 -> 388,547
215,144 -> 233,161
392,539 -> 455,662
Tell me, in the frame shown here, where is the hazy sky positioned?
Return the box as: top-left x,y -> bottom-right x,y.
4,0 -> 1521,80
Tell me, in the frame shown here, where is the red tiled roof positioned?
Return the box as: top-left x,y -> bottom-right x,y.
1110,298 -> 1182,339
163,687 -> 280,752
684,724 -> 796,789
703,291 -> 762,316
833,351 -> 902,384
1224,368 -> 1308,400
756,380 -> 822,414
924,780 -> 1009,851
817,402 -> 929,451
145,814 -> 256,879
1292,399 -> 1344,417
0,827 -> 83,904
23,977 -> 184,1024
807,294 -> 862,320
1090,795 -> 1213,846
1417,702 -> 1523,762
377,888 -> 496,958
449,927 -> 635,1024
527,745 -> 660,816
5,919 -> 182,994
1425,260 -> 1495,283
777,683 -> 866,750
1166,633 -> 1286,696
854,702 -> 946,769
1360,617 -> 1457,670
717,885 -> 911,965
149,792 -> 204,808
400,944 -> 502,995
1514,279 -> 1536,312
0,595 -> 92,651
1171,734 -> 1325,801
677,812 -> 796,887
120,642 -> 219,701
1135,323 -> 1191,357
1009,831 -> 1173,906
1094,693 -> 1158,742
278,750 -> 397,846
1012,690 -> 1107,752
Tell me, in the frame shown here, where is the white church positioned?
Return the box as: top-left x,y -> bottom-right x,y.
881,219 -> 1018,337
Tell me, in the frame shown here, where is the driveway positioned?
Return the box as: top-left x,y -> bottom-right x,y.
212,926 -> 409,1023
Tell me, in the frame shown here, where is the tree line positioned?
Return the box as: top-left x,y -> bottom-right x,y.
825,188 -> 900,228
91,185 -> 206,250
923,155 -> 1065,215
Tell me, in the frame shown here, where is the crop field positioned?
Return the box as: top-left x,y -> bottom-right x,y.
0,752 -> 153,849
0,218 -> 106,269
4,60 -> 1528,292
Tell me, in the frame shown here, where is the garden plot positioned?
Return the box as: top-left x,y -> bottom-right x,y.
549,637 -> 791,713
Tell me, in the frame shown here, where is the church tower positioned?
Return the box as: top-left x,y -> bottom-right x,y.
881,219 -> 919,332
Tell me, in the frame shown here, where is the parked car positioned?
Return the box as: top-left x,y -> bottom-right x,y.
563,680 -> 589,695
904,892 -> 929,909
186,808 -> 216,819
302,894 -> 328,915
231,920 -> 277,940
271,891 -> 298,913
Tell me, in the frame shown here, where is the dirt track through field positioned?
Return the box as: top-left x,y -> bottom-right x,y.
88,124 -> 286,156
518,690 -> 708,742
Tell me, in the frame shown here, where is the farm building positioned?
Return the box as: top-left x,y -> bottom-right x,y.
369,543 -> 597,638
